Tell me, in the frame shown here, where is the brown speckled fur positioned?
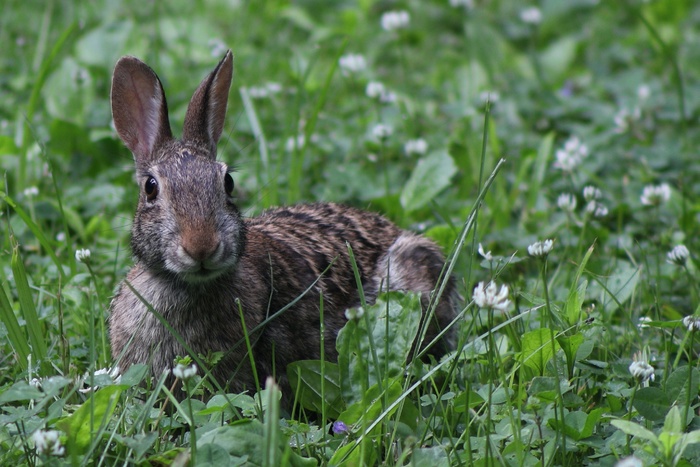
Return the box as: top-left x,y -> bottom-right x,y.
109,51 -> 459,404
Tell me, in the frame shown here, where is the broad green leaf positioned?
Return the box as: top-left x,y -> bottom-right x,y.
75,20 -> 134,69
113,432 -> 159,462
400,150 -> 457,212
564,280 -> 587,327
590,260 -> 640,313
529,377 -> 571,403
557,332 -> 584,377
581,408 -> 606,439
665,367 -> 700,407
611,419 -> 659,443
337,292 -> 422,406
633,387 -> 670,421
57,386 -> 122,453
562,411 -> 588,440
337,377 -> 403,427
550,407 -> 605,441
540,36 -> 579,82
518,329 -> 559,375
412,446 -> 450,467
0,381 -> 44,403
452,390 -> 486,413
197,420 -> 316,467
193,443 -> 231,467
665,405 -> 683,434
287,361 -> 343,418
119,364 -> 149,387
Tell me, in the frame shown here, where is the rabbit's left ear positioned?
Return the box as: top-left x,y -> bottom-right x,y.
182,50 -> 233,157
111,56 -> 173,164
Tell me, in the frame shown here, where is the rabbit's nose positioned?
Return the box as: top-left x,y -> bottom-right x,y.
180,226 -> 220,263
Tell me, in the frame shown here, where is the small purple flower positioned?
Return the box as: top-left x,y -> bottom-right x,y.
332,421 -> 349,435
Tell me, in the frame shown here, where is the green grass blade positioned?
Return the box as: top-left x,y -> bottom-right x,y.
288,41 -> 345,202
263,377 -> 281,467
240,86 -> 276,208
10,237 -> 47,363
0,278 -> 31,371
2,191 -> 66,281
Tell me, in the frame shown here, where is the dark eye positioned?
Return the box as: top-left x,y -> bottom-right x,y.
145,177 -> 158,201
224,173 -> 234,196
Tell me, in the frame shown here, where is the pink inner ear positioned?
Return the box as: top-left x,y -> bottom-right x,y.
131,74 -> 165,156
112,57 -> 172,161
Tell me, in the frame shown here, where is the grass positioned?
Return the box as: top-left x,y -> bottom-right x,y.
2,0 -> 700,465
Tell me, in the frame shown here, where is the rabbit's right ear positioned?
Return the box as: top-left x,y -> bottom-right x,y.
111,56 -> 173,164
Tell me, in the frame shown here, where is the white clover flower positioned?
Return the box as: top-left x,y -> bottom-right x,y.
640,183 -> 671,206
371,123 -> 393,139
479,91 -> 500,104
285,134 -> 306,152
404,138 -> 428,156
338,54 -> 367,73
527,239 -> 554,257
593,203 -> 608,218
23,186 -> 39,197
345,307 -> 364,320
381,10 -> 410,31
667,245 -> 689,266
247,86 -> 269,99
582,186 -> 602,201
208,38 -> 228,58
366,81 -> 386,98
379,90 -> 397,103
628,360 -> 654,383
32,429 -> 65,456
79,366 -> 121,393
366,81 -> 397,103
520,7 -> 542,24
637,84 -> 651,101
613,108 -> 630,134
557,193 -> 577,212
585,201 -> 608,218
473,281 -> 511,312
450,0 -> 474,8
613,107 -> 641,134
637,316 -> 652,330
615,456 -> 643,467
478,243 -> 493,261
553,136 -> 588,171
248,82 -> 281,99
265,82 -> 282,94
173,363 -> 197,380
683,316 -> 700,332
75,248 -> 91,263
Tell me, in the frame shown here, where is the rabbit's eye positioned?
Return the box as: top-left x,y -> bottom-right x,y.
224,173 -> 234,196
145,177 -> 159,200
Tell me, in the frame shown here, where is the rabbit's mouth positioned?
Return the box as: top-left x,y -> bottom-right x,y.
178,265 -> 229,283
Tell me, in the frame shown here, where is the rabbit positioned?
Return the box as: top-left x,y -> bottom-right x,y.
108,50 -> 459,405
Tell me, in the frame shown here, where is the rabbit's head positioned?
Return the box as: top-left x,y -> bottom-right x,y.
111,51 -> 244,283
